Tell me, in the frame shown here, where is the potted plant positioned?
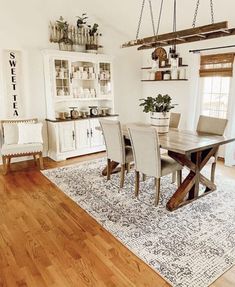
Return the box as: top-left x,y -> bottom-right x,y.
56,16 -> 73,51
139,94 -> 176,133
76,13 -> 88,28
86,23 -> 100,53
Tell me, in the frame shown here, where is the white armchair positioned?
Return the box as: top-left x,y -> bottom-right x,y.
1,118 -> 44,174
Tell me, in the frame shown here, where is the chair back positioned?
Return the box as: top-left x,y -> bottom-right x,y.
127,125 -> 161,178
99,119 -> 125,164
169,112 -> 181,128
0,118 -> 38,141
196,115 -> 228,136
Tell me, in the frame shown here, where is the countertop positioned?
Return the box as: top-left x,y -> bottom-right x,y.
46,114 -> 119,123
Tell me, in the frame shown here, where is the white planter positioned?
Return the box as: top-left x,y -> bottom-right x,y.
150,112 -> 170,133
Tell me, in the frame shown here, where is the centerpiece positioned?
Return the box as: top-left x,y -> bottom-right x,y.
139,94 -> 176,133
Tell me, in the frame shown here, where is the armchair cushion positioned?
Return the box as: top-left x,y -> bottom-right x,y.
18,123 -> 43,144
1,143 -> 43,156
3,123 -> 18,144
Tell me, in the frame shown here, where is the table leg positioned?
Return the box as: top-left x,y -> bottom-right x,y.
167,147 -> 218,211
102,161 -> 120,176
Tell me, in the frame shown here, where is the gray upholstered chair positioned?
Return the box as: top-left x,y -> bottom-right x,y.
196,115 -> 228,183
0,118 -> 44,174
99,119 -> 133,188
127,125 -> 182,206
164,112 -> 181,183
169,112 -> 181,129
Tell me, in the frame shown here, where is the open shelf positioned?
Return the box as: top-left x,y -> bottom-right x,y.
141,65 -> 188,70
141,79 -> 188,82
55,97 -> 112,102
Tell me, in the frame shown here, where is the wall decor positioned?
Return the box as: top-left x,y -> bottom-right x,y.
3,50 -> 24,117
49,15 -> 102,53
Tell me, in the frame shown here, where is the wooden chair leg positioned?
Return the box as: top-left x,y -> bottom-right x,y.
135,171 -> 140,197
120,164 -> 125,188
33,155 -> 38,166
2,156 -> 7,175
211,162 -> 216,183
6,157 -> 11,173
177,170 -> 182,188
155,178 -> 161,206
142,173 -> 146,181
107,159 -> 111,180
172,172 -> 176,183
38,153 -> 44,170
126,163 -> 131,173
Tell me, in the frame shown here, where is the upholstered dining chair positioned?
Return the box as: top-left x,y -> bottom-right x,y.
99,119 -> 134,188
169,112 -> 181,129
127,125 -> 183,206
1,118 -> 44,174
163,112 -> 181,183
196,115 -> 228,183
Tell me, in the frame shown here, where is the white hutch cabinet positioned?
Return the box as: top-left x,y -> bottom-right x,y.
43,50 -> 116,161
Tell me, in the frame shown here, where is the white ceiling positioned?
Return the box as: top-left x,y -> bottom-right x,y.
63,0 -> 235,41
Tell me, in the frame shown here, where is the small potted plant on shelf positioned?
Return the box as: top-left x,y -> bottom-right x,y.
76,13 -> 88,28
86,23 -> 100,53
56,16 -> 73,51
139,94 -> 176,133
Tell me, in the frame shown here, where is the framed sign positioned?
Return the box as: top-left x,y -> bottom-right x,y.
3,50 -> 24,117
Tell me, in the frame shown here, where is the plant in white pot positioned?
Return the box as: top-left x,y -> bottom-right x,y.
139,94 -> 176,133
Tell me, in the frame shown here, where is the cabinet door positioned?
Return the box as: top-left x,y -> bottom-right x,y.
75,120 -> 90,150
90,119 -> 104,147
59,122 -> 76,153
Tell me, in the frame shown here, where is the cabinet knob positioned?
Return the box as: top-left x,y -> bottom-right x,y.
87,129 -> 90,137
72,131 -> 75,140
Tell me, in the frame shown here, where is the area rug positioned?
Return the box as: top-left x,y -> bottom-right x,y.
42,158 -> 235,287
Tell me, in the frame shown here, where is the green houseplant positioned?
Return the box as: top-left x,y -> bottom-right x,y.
139,94 -> 176,133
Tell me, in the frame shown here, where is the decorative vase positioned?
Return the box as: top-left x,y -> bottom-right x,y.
150,112 -> 170,133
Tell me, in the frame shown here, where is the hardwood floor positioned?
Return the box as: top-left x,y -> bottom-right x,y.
0,154 -> 234,287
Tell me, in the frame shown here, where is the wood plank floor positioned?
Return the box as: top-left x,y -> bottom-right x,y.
0,153 -> 234,287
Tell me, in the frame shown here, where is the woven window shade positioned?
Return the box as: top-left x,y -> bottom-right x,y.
200,53 -> 234,77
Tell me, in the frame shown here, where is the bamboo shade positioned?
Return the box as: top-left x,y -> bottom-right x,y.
200,53 -> 234,77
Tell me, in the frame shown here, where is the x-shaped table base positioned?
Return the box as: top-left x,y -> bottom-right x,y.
166,147 -> 218,211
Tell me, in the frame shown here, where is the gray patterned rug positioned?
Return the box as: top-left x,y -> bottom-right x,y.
42,158 -> 235,287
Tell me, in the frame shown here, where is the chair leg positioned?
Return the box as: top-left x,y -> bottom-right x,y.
120,164 -> 125,188
211,162 -> 216,183
155,178 -> 161,206
135,171 -> 140,197
33,155 -> 38,166
2,156 -> 7,175
142,173 -> 146,181
177,170 -> 182,188
172,172 -> 176,183
107,159 -> 111,180
6,157 -> 11,173
38,153 -> 44,170
126,163 -> 131,173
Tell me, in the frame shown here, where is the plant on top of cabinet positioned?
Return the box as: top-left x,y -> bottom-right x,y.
56,17 -> 73,51
49,14 -> 102,53
139,94 -> 176,133
76,13 -> 88,28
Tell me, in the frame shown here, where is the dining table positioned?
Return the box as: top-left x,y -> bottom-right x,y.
99,123 -> 235,211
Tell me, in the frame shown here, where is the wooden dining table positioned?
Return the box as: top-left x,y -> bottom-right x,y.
100,123 -> 235,211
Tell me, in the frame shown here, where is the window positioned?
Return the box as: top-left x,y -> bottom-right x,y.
201,76 -> 230,119
200,53 -> 234,119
